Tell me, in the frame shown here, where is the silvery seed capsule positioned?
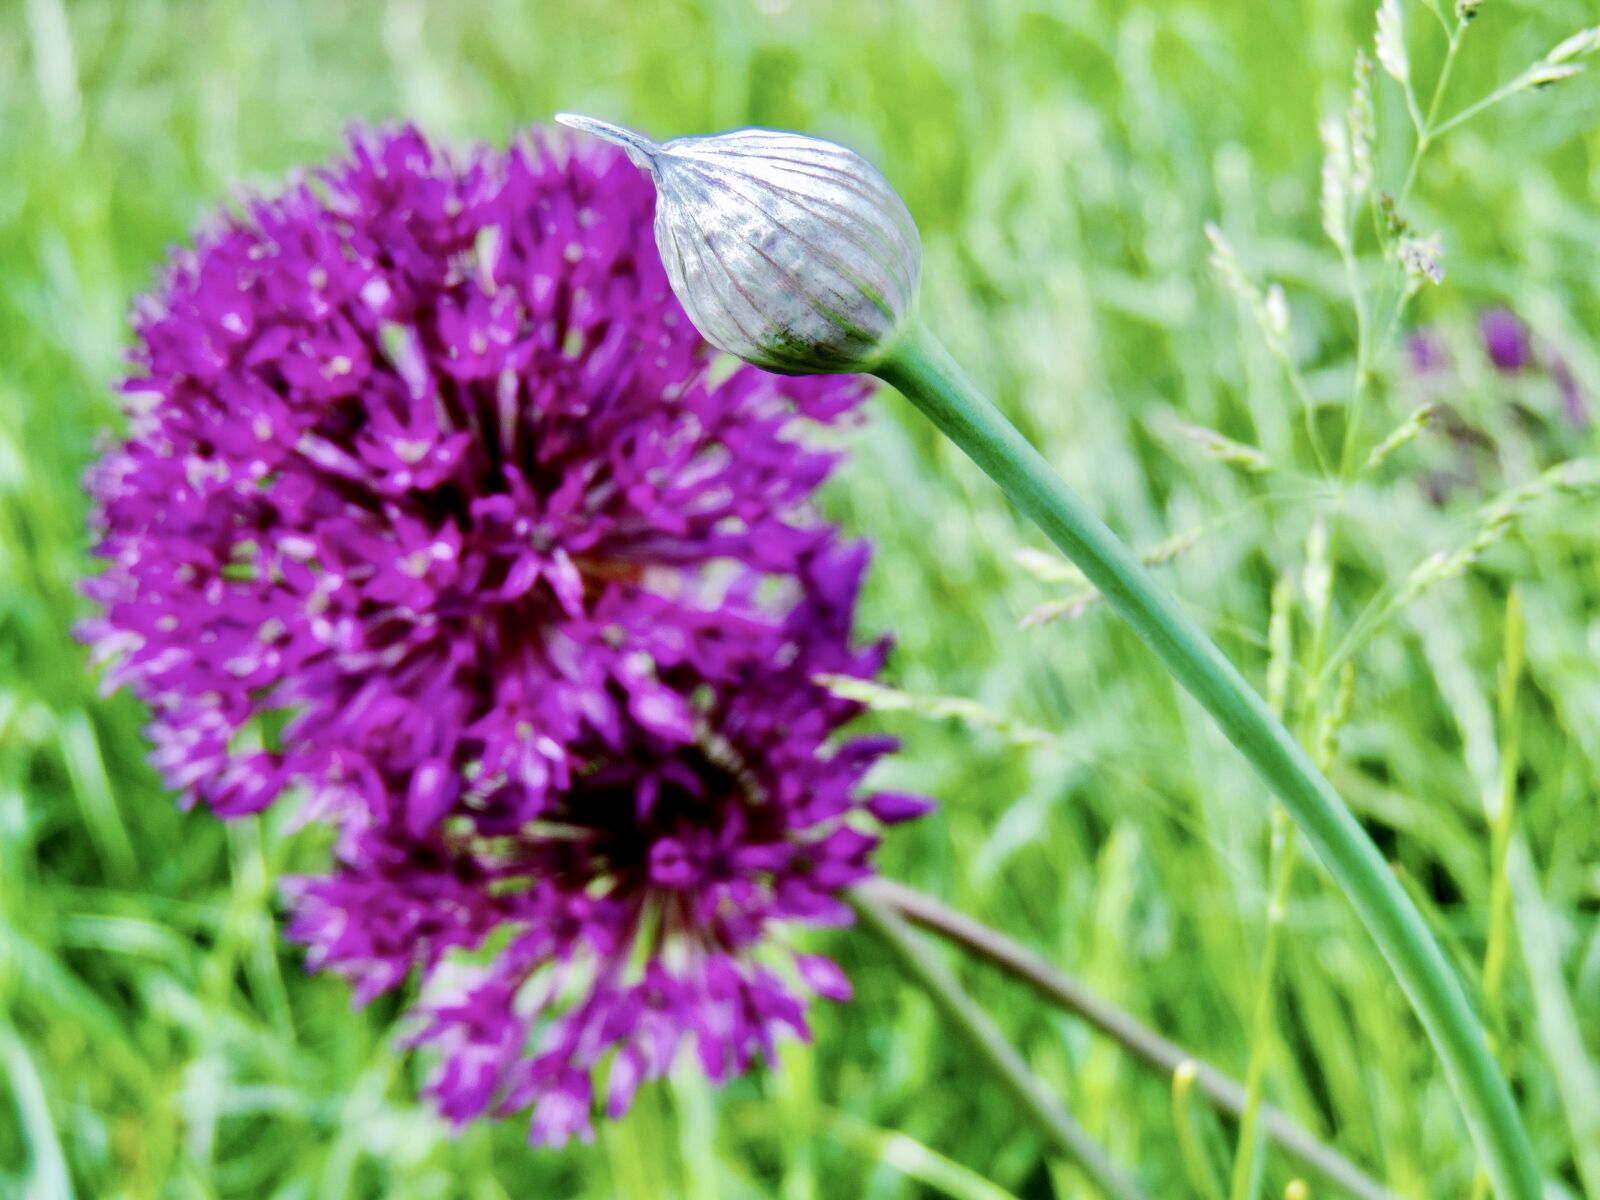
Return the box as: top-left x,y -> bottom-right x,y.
555,114 -> 922,374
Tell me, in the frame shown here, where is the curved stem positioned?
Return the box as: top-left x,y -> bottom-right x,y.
860,878 -> 1398,1200
870,321 -> 1541,1200
847,889 -> 1149,1200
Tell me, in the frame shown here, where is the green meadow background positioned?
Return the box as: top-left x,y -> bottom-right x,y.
3,0 -> 1598,1196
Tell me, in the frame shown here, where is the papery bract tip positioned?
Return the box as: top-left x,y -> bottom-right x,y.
554,113 -> 661,171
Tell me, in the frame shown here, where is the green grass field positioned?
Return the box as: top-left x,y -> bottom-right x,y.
2,0 -> 1598,1196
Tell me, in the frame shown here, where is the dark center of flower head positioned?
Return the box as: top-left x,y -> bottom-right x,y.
87,125 -> 931,1148
285,535 -> 911,1147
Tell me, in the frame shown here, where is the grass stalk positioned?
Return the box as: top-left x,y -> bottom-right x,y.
863,879 -> 1396,1200
1230,811 -> 1300,1200
848,888 -> 1149,1200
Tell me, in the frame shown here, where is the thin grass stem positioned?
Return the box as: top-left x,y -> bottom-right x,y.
1230,812 -> 1300,1200
848,888 -> 1149,1200
862,879 -> 1400,1200
1174,1062 -> 1230,1200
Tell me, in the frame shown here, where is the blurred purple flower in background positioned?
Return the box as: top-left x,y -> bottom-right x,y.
1405,305 -> 1587,429
1552,359 -> 1587,427
1407,328 -> 1451,377
1479,307 -> 1533,374
84,126 -> 928,1144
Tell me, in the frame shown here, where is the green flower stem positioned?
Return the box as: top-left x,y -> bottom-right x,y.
848,889 -> 1149,1200
870,320 -> 1541,1200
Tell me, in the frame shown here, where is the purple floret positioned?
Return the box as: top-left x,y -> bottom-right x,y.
84,126 -> 930,1145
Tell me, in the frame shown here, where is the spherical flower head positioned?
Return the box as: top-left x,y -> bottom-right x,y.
285,540 -> 935,1146
83,125 -> 871,828
556,115 -> 922,376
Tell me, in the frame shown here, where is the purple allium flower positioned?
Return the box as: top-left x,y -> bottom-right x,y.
85,125 -> 867,825
84,126 -> 931,1141
1479,307 -> 1532,373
